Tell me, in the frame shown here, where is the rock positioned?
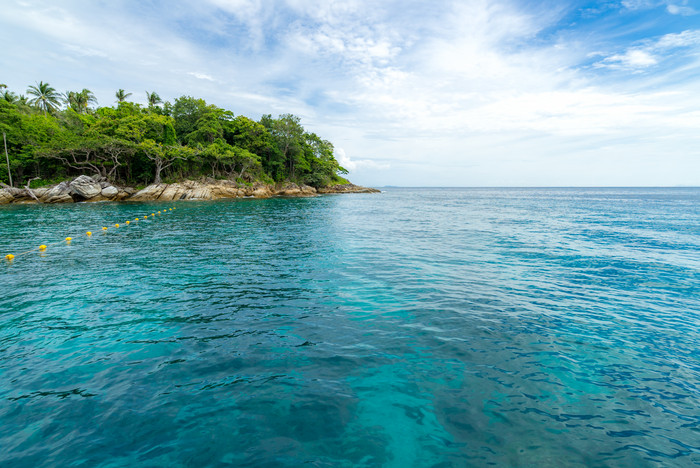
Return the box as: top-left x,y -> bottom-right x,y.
101,186 -> 119,198
188,183 -> 213,199
0,189 -> 13,204
32,188 -> 49,198
129,184 -> 168,201
279,183 -> 302,196
158,184 -> 187,200
210,183 -> 241,199
317,184 -> 380,194
116,190 -> 131,201
41,182 -> 73,203
252,186 -> 272,198
69,175 -> 102,199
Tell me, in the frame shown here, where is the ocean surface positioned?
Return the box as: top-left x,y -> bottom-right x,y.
0,187 -> 699,467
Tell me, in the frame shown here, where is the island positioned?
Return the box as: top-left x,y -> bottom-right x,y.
0,82 -> 378,204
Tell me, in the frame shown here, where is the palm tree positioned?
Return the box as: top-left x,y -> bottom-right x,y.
115,89 -> 132,103
2,90 -> 17,104
146,91 -> 162,107
27,81 -> 62,116
64,88 -> 97,113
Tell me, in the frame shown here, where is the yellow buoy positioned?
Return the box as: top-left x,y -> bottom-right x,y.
65,237 -> 72,242
5,254 -> 14,261
143,215 -> 148,219
115,224 -> 120,228
135,218 -> 139,221
157,211 -> 161,214
126,221 -> 130,225
39,245 -> 47,251
86,231 -> 92,236
102,227 -> 108,231
151,213 -> 155,216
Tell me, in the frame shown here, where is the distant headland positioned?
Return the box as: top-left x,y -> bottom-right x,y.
0,82 -> 377,202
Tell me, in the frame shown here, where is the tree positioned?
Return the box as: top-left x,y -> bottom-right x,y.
2,90 -> 17,104
139,139 -> 193,184
145,91 -> 162,107
115,89 -> 132,103
171,96 -> 208,141
27,81 -> 61,116
202,138 -> 261,180
64,89 -> 97,114
185,106 -> 232,145
267,114 -> 304,179
39,132 -> 135,181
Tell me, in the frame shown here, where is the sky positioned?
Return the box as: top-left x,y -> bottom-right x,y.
1,0 -> 699,186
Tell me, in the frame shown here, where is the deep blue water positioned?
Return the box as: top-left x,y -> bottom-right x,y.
1,187 -> 699,467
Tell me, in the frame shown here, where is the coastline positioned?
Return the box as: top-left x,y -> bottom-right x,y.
0,175 -> 379,205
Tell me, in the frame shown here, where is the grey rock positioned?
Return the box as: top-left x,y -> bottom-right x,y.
101,185 -> 119,198
42,182 -> 73,203
69,175 -> 102,199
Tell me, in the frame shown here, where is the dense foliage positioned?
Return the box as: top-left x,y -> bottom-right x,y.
0,82 -> 348,188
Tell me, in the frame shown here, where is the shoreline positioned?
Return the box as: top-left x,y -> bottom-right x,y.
0,176 -> 379,205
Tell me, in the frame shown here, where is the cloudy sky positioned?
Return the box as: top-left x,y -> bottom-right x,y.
1,0 -> 699,186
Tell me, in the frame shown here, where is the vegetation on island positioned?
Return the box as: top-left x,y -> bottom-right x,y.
0,82 -> 349,189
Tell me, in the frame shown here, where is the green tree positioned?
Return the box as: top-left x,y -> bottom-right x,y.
115,89 -> 132,103
139,139 -> 193,184
267,113 -> 304,179
146,91 -> 162,107
2,90 -> 17,104
27,81 -> 61,116
186,106 -> 232,145
171,96 -> 208,141
64,89 -> 97,114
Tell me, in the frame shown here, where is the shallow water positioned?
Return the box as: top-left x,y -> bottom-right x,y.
1,188 -> 699,467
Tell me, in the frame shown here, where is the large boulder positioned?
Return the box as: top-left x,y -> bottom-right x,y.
69,175 -> 102,199
41,182 -> 73,203
101,185 -> 119,198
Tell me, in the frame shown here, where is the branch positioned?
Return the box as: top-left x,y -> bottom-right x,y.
24,177 -> 41,203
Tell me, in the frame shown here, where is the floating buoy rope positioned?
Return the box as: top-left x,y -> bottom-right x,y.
4,206 -> 177,262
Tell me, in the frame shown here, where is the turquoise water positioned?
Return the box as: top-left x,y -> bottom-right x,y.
1,188 -> 699,467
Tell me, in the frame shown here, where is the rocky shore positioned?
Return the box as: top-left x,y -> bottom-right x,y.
0,175 -> 379,204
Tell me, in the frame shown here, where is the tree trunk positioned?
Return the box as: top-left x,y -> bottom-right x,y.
154,159 -> 163,184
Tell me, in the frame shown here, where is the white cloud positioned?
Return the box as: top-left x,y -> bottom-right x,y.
188,72 -> 215,81
598,49 -> 658,69
667,4 -> 698,14
1,0 -> 699,186
595,29 -> 700,70
335,147 -> 390,172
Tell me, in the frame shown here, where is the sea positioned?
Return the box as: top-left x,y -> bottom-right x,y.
0,187 -> 699,467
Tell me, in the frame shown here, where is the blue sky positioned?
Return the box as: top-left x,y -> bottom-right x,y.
1,0 -> 699,186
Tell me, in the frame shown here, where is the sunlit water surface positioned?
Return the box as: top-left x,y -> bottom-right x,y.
1,188 -> 699,467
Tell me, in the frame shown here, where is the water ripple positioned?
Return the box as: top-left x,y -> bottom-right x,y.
1,189 -> 699,466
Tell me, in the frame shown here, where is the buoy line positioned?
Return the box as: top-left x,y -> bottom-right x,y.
4,207 -> 176,262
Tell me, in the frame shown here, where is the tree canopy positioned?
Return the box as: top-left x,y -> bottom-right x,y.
0,82 -> 348,188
